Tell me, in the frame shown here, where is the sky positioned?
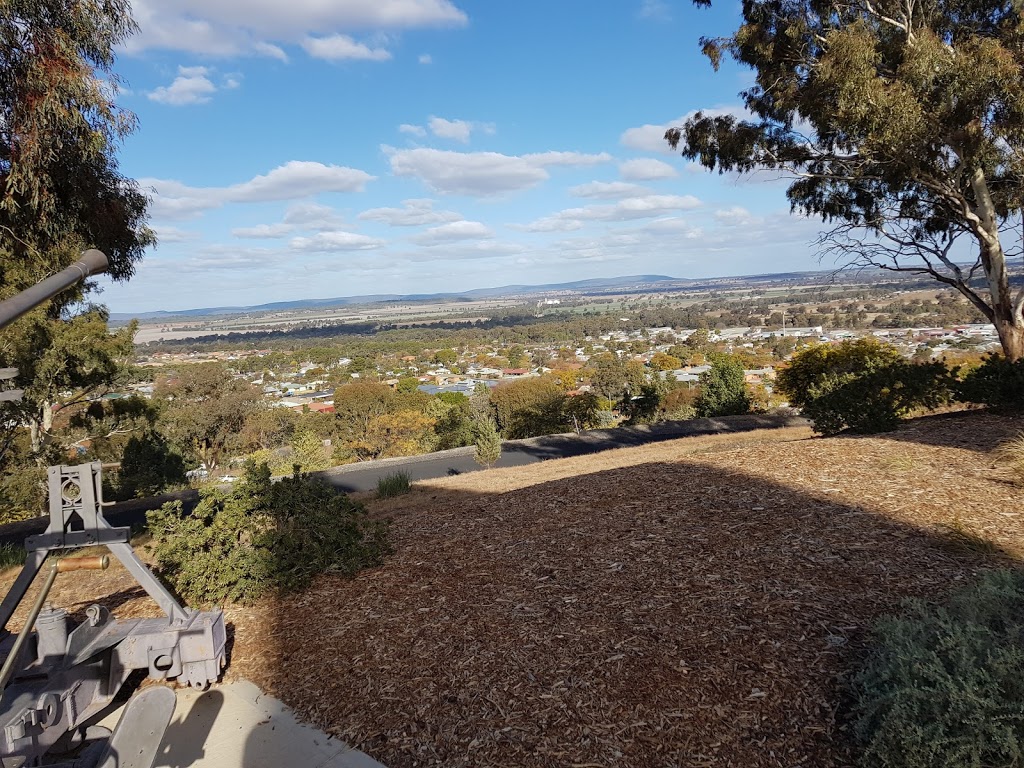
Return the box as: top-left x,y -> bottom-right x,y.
99,0 -> 828,313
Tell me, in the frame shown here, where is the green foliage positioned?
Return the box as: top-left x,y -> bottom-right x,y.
671,0 -> 1024,357
0,460 -> 46,523
851,570 -> 1024,768
473,417 -> 502,468
146,462 -> 389,605
0,1 -> 152,294
490,376 -> 568,438
0,543 -> 24,571
154,363 -> 261,472
804,361 -> 952,435
779,340 -> 951,434
694,355 -> 750,417
955,356 -> 1024,410
115,430 -> 185,499
376,471 -> 411,499
428,394 -> 476,450
620,382 -> 664,425
777,339 -> 902,408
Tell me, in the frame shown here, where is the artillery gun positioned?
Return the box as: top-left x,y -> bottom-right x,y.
0,253 -> 227,767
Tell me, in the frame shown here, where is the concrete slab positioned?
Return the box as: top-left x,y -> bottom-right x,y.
99,679 -> 386,768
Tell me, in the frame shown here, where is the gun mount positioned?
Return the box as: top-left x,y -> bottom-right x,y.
0,463 -> 227,768
0,254 -> 228,766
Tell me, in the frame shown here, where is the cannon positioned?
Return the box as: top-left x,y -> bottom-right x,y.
0,253 -> 227,767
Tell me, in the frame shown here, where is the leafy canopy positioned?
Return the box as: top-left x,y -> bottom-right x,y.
671,0 -> 1024,357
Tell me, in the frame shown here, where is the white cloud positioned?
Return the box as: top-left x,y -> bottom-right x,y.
715,206 -> 754,223
639,0 -> 671,20
620,157 -> 679,181
428,116 -> 472,143
253,41 -> 288,61
148,66 -> 217,106
232,223 -> 294,238
153,226 -> 200,243
620,107 -> 750,154
302,34 -> 391,61
426,116 -> 495,143
290,231 -> 386,252
399,123 -> 428,137
384,146 -> 611,196
570,181 -> 649,199
126,0 -> 468,57
283,202 -> 348,231
359,199 -> 462,226
419,53 -> 433,64
142,161 -> 375,220
519,194 -> 702,232
413,220 -> 493,245
524,151 -> 612,167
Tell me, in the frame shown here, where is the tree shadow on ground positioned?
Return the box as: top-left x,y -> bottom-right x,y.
860,409 -> 1024,453
236,430 -> 1022,768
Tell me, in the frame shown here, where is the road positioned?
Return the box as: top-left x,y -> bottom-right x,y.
0,413 -> 808,545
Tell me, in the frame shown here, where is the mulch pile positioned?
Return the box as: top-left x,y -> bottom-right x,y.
3,411 -> 1022,767
227,411 -> 1024,767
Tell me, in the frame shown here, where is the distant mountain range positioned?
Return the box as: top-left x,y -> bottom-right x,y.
109,274 -> 695,324
109,267 -> 891,325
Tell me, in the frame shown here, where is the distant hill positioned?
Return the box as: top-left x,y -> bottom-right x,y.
109,274 -> 690,324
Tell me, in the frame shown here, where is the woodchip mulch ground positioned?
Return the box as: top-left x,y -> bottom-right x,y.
3,411 -> 1023,767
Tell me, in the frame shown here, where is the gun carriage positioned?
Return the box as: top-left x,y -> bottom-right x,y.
0,252 -> 227,768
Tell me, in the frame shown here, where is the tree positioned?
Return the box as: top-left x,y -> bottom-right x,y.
0,310 -> 136,459
694,355 -> 751,417
669,0 -> 1024,359
0,0 -> 152,299
350,410 -> 434,460
154,363 -> 261,473
473,417 -> 502,468
0,1 -> 150,509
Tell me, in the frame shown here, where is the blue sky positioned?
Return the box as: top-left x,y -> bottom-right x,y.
101,0 -> 826,313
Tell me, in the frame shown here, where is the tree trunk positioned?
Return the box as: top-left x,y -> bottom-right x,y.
994,318 -> 1024,362
969,168 -> 1023,361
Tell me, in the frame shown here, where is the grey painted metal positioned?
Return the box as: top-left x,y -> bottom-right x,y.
0,463 -> 227,767
95,686 -> 176,768
0,250 -> 108,331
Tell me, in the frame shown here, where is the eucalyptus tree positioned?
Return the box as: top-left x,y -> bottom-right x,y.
0,0 -> 152,471
669,0 -> 1024,358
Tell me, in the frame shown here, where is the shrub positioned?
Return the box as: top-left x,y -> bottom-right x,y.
802,361 -> 952,435
955,355 -> 1024,410
116,431 -> 186,499
473,417 -> 502,468
146,462 -> 388,605
0,542 -> 24,571
694,354 -> 750,417
777,338 -> 903,408
777,340 -> 952,435
851,570 -> 1024,768
993,432 -> 1024,485
376,471 -> 411,498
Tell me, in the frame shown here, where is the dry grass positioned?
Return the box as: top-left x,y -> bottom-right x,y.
3,412 -> 1023,768
993,431 -> 1024,485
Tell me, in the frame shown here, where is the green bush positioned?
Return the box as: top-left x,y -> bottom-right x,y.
955,355 -> 1024,410
376,471 -> 411,498
146,462 -> 389,605
851,570 -> 1024,768
694,354 -> 750,417
116,431 -> 186,499
778,340 -> 951,435
777,338 -> 903,408
802,361 -> 952,435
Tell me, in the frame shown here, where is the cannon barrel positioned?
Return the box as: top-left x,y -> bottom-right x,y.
0,249 -> 109,331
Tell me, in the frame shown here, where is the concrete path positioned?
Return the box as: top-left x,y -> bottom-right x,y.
100,679 -> 386,768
